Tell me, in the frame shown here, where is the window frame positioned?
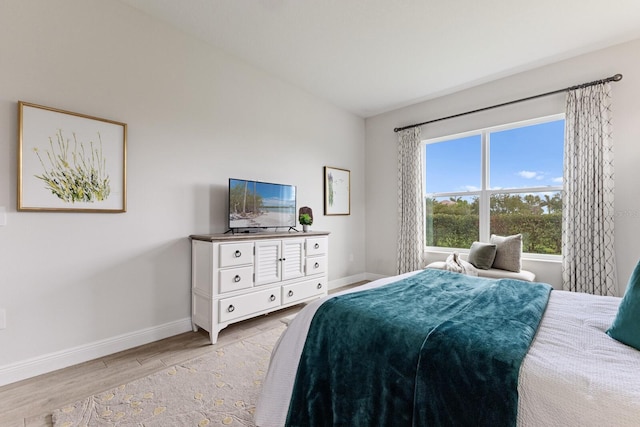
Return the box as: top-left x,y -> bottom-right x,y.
423,113 -> 564,261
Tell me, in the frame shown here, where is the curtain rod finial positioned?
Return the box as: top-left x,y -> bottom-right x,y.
613,73 -> 623,82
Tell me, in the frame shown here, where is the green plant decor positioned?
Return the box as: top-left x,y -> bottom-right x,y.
33,130 -> 111,203
299,213 -> 313,226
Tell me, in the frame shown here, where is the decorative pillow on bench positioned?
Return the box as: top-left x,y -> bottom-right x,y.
490,234 -> 522,272
467,242 -> 497,270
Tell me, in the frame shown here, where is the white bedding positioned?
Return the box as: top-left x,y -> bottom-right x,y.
255,271 -> 640,427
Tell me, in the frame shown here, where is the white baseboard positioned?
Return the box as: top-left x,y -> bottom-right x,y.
328,272 -> 391,290
328,273 -> 368,290
0,317 -> 193,387
364,272 -> 388,281
1,272 -> 390,387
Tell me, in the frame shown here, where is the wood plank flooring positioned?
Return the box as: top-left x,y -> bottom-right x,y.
0,282 -> 365,426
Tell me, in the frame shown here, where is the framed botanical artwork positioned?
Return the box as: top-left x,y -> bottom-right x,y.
324,166 -> 350,215
18,101 -> 127,212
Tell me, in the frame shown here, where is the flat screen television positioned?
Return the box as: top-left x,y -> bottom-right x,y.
228,178 -> 297,231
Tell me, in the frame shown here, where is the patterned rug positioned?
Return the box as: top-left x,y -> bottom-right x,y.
52,325 -> 286,427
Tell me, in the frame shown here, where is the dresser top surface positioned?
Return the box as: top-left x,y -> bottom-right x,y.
190,230 -> 330,242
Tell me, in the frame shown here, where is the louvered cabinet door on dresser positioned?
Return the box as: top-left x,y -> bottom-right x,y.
190,231 -> 329,344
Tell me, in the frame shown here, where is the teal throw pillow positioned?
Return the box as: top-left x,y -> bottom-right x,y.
607,259 -> 640,351
467,242 -> 497,270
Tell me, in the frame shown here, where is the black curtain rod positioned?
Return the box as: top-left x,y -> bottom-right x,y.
393,73 -> 623,133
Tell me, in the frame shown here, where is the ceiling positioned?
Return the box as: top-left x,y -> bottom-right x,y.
119,0 -> 640,118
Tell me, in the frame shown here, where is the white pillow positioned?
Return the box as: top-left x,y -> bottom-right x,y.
490,234 -> 522,272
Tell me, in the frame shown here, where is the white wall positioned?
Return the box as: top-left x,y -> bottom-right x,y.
0,0 -> 365,384
365,38 -> 640,294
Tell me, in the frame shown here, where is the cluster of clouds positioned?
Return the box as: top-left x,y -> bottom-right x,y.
518,170 -> 562,184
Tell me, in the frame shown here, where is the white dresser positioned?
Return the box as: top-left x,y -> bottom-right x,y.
190,231 -> 329,343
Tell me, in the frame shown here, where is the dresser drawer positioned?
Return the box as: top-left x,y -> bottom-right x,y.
282,278 -> 327,304
219,242 -> 254,267
218,266 -> 253,293
305,256 -> 327,275
219,288 -> 281,323
306,237 -> 327,256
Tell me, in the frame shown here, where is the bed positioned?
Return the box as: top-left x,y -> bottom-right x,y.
255,269 -> 640,427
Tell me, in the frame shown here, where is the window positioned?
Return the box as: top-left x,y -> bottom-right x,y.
424,115 -> 564,256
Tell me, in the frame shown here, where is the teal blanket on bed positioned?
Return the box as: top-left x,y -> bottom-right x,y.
285,269 -> 552,427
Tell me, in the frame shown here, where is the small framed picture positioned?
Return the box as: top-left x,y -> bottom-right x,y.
324,166 -> 350,215
18,102 -> 127,212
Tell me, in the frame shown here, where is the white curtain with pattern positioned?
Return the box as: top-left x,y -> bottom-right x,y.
397,127 -> 425,274
562,83 -> 617,295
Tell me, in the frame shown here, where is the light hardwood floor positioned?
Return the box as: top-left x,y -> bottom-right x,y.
0,282 -> 366,427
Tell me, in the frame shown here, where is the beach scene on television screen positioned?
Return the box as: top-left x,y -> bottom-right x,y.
229,179 -> 296,228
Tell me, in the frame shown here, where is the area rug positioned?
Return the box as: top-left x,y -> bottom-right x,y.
52,325 -> 286,427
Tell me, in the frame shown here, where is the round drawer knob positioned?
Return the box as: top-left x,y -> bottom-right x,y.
314,262 -> 319,268
234,250 -> 242,258
314,243 -> 320,249
270,294 -> 276,302
317,283 -> 322,289
227,305 -> 235,313
288,290 -> 294,297
233,275 -> 241,283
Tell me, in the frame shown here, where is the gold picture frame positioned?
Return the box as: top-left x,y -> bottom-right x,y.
18,101 -> 127,212
324,166 -> 350,215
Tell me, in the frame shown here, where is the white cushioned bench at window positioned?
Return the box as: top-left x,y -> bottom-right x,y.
426,233 -> 535,282
425,261 -> 536,282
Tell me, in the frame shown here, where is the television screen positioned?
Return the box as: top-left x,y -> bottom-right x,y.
228,178 -> 297,230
